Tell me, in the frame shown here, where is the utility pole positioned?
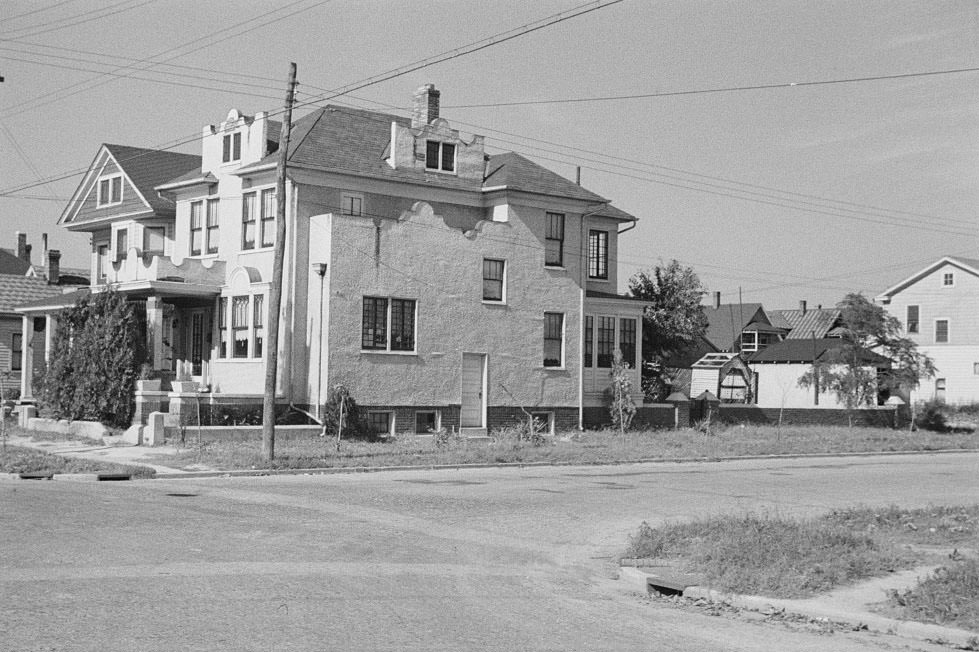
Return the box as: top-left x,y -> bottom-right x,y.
262,62 -> 297,462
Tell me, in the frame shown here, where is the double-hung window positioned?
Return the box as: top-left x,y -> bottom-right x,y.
619,318 -> 637,367
543,312 -> 564,367
115,229 -> 128,262
260,189 -> 276,248
596,316 -> 615,367
97,176 -> 122,207
252,294 -> 264,358
482,259 -> 505,302
218,297 -> 228,358
906,305 -> 919,334
11,333 -> 22,371
231,296 -> 249,358
242,193 -> 256,250
584,316 -> 594,368
588,230 -> 608,279
190,201 -> 204,255
936,319 -> 949,343
425,140 -> 455,172
205,199 -> 220,254
362,297 -> 416,352
143,226 -> 165,257
97,244 -> 110,282
545,212 -> 564,267
222,132 -> 241,163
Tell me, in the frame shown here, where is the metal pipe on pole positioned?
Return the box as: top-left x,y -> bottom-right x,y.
262,62 -> 297,462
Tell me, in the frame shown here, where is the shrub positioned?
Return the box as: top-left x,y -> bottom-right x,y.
36,290 -> 144,428
916,399 -> 948,432
320,385 -> 371,440
607,349 -> 637,434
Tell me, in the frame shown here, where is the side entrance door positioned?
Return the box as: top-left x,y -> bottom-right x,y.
185,307 -> 211,380
461,353 -> 486,428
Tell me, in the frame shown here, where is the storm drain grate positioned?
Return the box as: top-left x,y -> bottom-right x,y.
646,576 -> 687,597
96,473 -> 132,481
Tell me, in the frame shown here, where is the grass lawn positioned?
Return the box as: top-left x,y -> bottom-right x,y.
0,444 -> 155,478
150,423 -> 979,472
626,505 -> 979,631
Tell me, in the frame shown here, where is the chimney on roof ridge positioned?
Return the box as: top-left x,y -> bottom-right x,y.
713,291 -> 721,309
16,232 -> 27,262
47,249 -> 60,285
800,300 -> 807,314
42,233 -> 48,262
412,84 -> 440,128
24,244 -> 31,265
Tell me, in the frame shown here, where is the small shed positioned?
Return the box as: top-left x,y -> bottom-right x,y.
690,352 -> 754,404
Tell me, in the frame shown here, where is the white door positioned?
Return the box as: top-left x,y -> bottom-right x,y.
461,353 -> 486,428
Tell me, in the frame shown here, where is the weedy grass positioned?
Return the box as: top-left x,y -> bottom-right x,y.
0,444 -> 155,478
626,505 -> 979,614
627,512 -> 915,599
889,559 -> 979,632
151,423 -> 978,472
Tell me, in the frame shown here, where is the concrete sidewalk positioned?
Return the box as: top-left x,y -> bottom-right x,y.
3,433 -> 194,475
621,564 -> 978,649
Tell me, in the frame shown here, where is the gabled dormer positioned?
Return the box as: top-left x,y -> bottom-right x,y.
201,109 -> 278,174
387,84 -> 485,181
59,144 -> 201,232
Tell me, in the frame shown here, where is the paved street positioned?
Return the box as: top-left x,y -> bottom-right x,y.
2,453 -> 976,651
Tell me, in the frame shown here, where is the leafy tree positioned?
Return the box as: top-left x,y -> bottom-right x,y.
37,290 -> 144,427
798,293 -> 935,424
628,260 -> 708,400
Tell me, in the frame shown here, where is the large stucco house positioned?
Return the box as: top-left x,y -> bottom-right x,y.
17,85 -> 646,434
876,255 -> 979,404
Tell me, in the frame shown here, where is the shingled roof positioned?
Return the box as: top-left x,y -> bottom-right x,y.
235,104 -> 631,213
0,249 -> 30,276
103,145 -> 201,214
0,276 -> 69,315
749,338 -> 890,366
701,303 -> 766,351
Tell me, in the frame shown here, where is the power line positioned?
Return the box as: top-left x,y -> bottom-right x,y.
0,0 -> 161,40
441,65 -> 979,109
1,0 -> 86,24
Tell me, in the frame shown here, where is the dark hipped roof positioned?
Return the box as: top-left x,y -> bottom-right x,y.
236,105 -> 629,211
0,276 -> 69,314
0,249 -> 30,275
769,308 -> 842,340
701,303 -> 765,350
103,144 -> 200,213
749,338 -> 890,366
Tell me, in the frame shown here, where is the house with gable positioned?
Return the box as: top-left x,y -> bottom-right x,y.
19,84 -> 646,434
876,255 -> 979,404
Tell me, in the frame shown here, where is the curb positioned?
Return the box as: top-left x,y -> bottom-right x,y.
620,566 -> 979,649
2,472 -> 135,482
138,446 -> 979,480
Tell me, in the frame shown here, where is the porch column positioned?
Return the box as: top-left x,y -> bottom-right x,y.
146,296 -> 165,369
19,315 -> 35,401
44,314 -> 58,365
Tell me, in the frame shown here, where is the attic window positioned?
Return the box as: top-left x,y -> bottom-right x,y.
97,175 -> 122,207
222,132 -> 242,163
425,140 -> 455,172
943,272 -> 954,287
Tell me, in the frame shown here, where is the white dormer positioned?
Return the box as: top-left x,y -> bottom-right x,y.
201,109 -> 277,174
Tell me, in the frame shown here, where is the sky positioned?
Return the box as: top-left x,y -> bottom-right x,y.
1,0 -> 977,311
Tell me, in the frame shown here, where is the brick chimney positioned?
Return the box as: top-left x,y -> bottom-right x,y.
411,84 -> 440,128
47,249 -> 61,285
16,232 -> 28,262
713,291 -> 721,309
799,300 -> 807,314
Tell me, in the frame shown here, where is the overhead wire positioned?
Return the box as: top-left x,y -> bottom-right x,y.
2,0 -> 86,24
0,0 -> 161,40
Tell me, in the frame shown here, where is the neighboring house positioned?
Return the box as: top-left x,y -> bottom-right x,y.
1,233 -> 86,396
876,255 -> 979,404
748,338 -> 890,409
701,294 -> 786,354
768,300 -> 845,340
19,84 -> 646,433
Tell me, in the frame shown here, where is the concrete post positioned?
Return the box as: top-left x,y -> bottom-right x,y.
146,296 -> 165,369
19,315 -> 34,401
44,314 -> 57,365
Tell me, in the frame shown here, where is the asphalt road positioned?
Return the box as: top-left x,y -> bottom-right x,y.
2,452 -> 976,651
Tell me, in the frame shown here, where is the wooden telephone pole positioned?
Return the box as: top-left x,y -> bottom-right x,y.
262,62 -> 298,462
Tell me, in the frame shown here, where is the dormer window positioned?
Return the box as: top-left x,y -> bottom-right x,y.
97,175 -> 122,207
425,140 -> 455,172
222,132 -> 242,163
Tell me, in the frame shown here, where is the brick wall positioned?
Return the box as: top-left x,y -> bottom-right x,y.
717,404 -> 907,428
487,406 -> 578,432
